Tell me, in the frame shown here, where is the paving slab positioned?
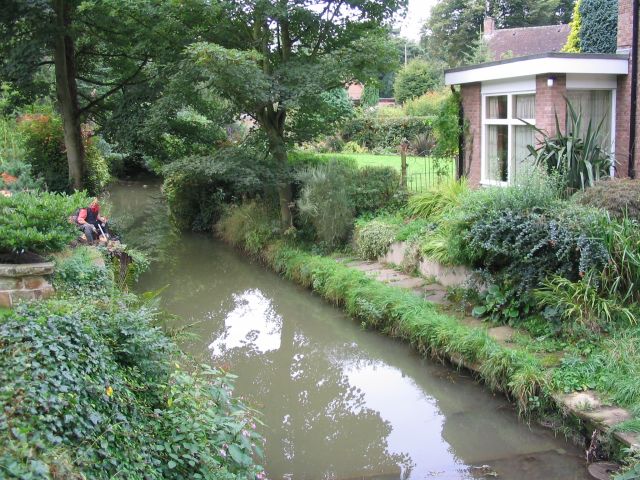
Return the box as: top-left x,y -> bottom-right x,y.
387,277 -> 425,289
488,325 -> 517,344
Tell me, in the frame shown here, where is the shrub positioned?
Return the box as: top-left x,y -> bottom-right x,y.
403,89 -> 449,117
217,201 -> 278,255
0,297 -> 264,479
163,145 -> 274,231
17,109 -> 111,194
296,161 -> 355,247
354,219 -> 399,260
579,0 -> 618,53
53,246 -> 114,297
340,116 -> 433,152
0,191 -> 87,257
465,207 -> 610,322
528,101 -> 612,191
351,166 -> 401,216
574,178 -> 640,220
0,157 -> 42,191
431,90 -> 460,159
393,59 -> 443,104
342,141 -> 367,154
535,274 -> 636,336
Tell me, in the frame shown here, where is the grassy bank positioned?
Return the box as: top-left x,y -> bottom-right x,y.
0,247 -> 264,479
217,210 -> 548,416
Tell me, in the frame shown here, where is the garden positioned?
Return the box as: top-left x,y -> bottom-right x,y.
2,0 -> 639,477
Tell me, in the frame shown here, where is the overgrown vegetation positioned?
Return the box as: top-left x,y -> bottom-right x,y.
1,246 -> 264,479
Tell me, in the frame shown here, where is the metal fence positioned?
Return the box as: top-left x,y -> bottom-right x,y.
406,157 -> 456,193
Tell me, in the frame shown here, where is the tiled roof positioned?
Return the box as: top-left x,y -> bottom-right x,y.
485,24 -> 571,61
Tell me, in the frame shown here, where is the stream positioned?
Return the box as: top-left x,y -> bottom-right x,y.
109,180 -> 591,480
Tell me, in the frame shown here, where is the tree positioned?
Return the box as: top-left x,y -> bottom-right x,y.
393,58 -> 442,104
563,0 -> 582,52
578,0 -> 618,53
190,0 -> 406,228
1,0 -> 225,189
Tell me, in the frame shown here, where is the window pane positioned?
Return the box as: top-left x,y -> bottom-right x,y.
566,90 -> 612,152
486,95 -> 508,119
514,94 -> 535,119
486,124 -> 508,182
512,125 -> 536,181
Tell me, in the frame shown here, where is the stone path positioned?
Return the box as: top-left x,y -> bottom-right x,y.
344,259 -> 514,347
340,258 -> 640,452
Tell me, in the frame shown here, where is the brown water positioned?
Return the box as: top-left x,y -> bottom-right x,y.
110,181 -> 591,480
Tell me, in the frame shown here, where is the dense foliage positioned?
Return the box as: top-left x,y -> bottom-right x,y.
340,116 -> 433,153
0,191 -> 87,256
0,247 -> 264,479
17,110 -> 111,194
163,145 -> 275,231
579,0 -> 618,53
393,59 -> 442,104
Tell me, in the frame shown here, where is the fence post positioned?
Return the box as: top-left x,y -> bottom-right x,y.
400,138 -> 409,189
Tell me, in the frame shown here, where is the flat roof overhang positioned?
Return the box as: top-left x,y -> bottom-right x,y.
445,53 -> 629,85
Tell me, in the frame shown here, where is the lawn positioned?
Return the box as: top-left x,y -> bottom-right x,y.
318,152 -> 455,191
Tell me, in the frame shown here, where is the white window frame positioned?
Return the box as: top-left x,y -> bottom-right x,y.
481,91 -> 536,186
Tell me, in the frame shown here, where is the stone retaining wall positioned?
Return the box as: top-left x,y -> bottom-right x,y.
0,262 -> 55,308
379,241 -> 474,287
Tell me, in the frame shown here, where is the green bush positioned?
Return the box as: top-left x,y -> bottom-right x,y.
579,0 -> 618,53
296,161 -> 355,247
351,166 -> 401,216
432,90 -> 461,159
0,297 -> 264,479
17,110 -> 111,194
354,219 -> 400,260
535,274 -> 636,336
0,191 -> 87,257
163,146 -> 274,231
0,114 -> 42,191
467,207 -> 610,322
340,116 -> 433,152
53,247 -> 114,297
574,178 -> 640,220
393,59 -> 443,104
403,89 -> 449,117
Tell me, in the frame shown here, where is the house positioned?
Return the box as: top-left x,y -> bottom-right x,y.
347,83 -> 364,104
445,0 -> 638,187
483,17 -> 570,61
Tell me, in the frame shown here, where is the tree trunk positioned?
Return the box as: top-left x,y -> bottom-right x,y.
259,108 -> 293,230
53,0 -> 85,191
270,135 -> 293,230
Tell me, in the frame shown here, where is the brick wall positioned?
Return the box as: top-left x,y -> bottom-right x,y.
616,0 -> 639,177
535,74 -> 567,138
461,83 -> 482,186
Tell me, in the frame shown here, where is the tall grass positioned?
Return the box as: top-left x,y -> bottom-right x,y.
407,178 -> 468,221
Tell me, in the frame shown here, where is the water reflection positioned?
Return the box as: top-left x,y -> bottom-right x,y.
209,289 -> 282,357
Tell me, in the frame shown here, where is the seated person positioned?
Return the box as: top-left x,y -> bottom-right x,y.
76,198 -> 108,243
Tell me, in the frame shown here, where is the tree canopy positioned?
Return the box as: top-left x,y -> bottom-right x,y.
190,0 -> 407,227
